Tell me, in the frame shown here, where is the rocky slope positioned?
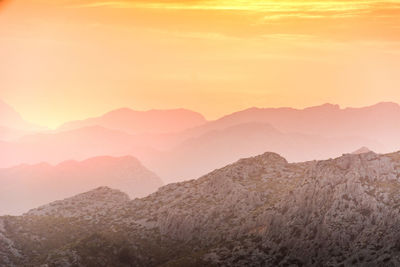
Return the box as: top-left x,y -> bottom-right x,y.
2,151 -> 400,266
26,187 -> 130,218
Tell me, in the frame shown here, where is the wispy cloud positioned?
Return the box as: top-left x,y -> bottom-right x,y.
66,0 -> 400,13
51,0 -> 400,48
63,0 -> 400,31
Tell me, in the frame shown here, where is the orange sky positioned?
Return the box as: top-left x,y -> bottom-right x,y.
1,0 -> 400,128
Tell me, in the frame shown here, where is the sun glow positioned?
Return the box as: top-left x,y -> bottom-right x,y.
1,0 -> 400,127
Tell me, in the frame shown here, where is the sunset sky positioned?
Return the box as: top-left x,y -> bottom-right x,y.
1,0 -> 400,128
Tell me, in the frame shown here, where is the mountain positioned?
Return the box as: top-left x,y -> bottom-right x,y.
182,102 -> 400,151
352,146 -> 373,154
0,100 -> 44,131
0,126 -> 159,168
0,122 -> 382,182
0,100 -> 28,130
58,108 -> 207,135
145,122 -> 383,183
27,187 -> 130,218
2,151 -> 400,265
1,102 -> 396,182
0,100 -> 42,140
0,155 -> 162,215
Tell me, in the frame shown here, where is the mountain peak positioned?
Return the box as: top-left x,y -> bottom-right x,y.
254,151 -> 288,164
233,152 -> 288,170
26,187 -> 130,218
371,101 -> 400,109
304,103 -> 340,111
82,186 -> 127,197
352,146 -> 373,155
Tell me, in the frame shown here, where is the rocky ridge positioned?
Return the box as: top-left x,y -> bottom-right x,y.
26,187 -> 130,218
2,151 -> 400,266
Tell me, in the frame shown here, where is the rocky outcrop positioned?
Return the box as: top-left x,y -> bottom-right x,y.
2,151 -> 400,266
26,187 -> 130,218
0,218 -> 22,267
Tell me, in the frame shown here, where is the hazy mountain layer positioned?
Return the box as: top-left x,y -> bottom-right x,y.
182,102 -> 400,150
146,122 -> 381,183
0,122 -> 382,184
0,126 -> 159,168
2,151 -> 400,266
58,108 -> 207,135
0,156 -> 162,216
0,100 -> 42,140
1,102 -> 398,184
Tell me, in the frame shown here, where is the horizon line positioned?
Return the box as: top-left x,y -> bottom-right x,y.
2,99 -> 399,129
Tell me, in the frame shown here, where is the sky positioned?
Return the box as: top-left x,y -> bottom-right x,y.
1,0 -> 400,128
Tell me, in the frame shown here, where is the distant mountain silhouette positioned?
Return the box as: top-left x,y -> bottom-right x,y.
1,102 -> 399,183
0,155 -> 163,215
1,122 -> 381,182
58,108 -> 207,134
145,123 -> 382,183
0,100 -> 41,131
0,126 -> 159,168
352,147 -> 373,154
182,102 -> 400,150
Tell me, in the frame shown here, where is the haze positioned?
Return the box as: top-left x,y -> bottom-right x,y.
1,0 -> 400,128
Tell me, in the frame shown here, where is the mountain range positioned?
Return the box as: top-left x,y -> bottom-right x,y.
182,102 -> 400,148
0,155 -> 162,216
1,101 -> 399,183
2,150 -> 400,266
146,122 -> 381,183
0,126 -> 161,168
58,108 -> 207,135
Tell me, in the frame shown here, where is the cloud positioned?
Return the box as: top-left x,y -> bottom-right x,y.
40,0 -> 400,46
66,0 -> 400,14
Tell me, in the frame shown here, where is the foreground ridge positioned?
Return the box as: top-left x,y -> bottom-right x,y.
2,151 -> 400,266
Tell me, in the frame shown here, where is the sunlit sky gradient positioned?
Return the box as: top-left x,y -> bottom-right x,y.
1,0 -> 400,127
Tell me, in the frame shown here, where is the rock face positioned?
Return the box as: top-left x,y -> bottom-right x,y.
2,151 -> 400,266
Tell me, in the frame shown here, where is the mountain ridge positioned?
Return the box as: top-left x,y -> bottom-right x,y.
2,150 -> 400,265
0,100 -> 44,140
181,101 -> 400,143
57,107 -> 207,135
0,155 -> 163,216
146,122 -> 382,182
